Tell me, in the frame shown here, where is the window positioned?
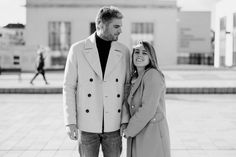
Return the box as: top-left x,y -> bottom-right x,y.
131,22 -> 154,46
48,21 -> 71,51
220,17 -> 226,31
90,22 -> 96,35
219,17 -> 226,66
233,13 -> 236,65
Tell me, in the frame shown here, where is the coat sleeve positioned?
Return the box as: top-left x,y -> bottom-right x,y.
125,69 -> 165,137
121,46 -> 131,124
63,44 -> 78,126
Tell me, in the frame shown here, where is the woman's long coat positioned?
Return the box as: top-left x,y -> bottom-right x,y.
125,68 -> 171,157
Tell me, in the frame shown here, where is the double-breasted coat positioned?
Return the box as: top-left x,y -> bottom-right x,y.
124,68 -> 171,157
63,33 -> 130,133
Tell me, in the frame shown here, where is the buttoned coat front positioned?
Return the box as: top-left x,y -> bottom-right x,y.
125,69 -> 171,157
63,33 -> 130,133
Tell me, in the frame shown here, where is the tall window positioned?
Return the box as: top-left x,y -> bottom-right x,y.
233,13 -> 236,65
131,22 -> 154,46
219,17 -> 226,66
90,22 -> 96,35
48,21 -> 71,51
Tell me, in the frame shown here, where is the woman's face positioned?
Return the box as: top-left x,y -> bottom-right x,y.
133,44 -> 150,69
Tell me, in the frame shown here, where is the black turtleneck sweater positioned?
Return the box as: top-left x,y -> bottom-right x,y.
95,33 -> 112,133
95,33 -> 111,78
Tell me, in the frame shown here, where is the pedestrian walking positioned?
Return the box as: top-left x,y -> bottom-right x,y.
30,47 -> 49,85
63,6 -> 131,157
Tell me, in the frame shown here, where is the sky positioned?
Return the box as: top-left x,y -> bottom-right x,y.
0,0 -> 221,27
177,0 -> 221,11
0,0 -> 26,27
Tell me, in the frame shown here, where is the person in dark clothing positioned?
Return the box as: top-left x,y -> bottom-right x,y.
30,50 -> 49,85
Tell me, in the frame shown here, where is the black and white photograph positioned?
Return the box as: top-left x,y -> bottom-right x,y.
0,0 -> 235,157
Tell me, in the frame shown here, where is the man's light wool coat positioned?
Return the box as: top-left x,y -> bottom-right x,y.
63,33 -> 130,133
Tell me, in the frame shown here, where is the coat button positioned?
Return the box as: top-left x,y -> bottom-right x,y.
117,94 -> 120,98
131,105 -> 135,109
89,78 -> 93,82
116,78 -> 119,82
85,109 -> 89,113
88,93 -> 91,97
118,109 -> 121,113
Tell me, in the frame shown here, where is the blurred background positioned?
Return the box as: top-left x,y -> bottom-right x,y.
1,0 -> 235,71
0,1 -> 235,157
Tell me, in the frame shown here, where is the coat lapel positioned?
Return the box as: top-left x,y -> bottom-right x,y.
83,34 -> 103,80
127,71 -> 146,105
104,42 -> 123,81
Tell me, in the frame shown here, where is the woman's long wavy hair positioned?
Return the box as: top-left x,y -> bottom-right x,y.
130,41 -> 164,79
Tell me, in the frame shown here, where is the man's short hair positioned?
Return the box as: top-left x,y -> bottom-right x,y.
95,6 -> 123,26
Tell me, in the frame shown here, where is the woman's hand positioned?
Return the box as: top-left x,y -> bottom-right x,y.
120,123 -> 128,136
123,129 -> 128,138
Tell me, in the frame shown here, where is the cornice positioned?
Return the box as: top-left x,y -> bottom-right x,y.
25,4 -> 177,9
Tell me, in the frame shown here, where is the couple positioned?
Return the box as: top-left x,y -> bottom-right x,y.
63,6 -> 170,157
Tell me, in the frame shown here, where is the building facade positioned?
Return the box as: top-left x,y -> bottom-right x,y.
0,27 -> 16,46
25,0 -> 178,68
4,23 -> 26,45
214,0 -> 236,67
0,24 -> 28,71
177,11 -> 213,65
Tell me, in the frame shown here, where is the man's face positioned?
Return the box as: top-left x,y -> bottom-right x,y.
100,18 -> 122,41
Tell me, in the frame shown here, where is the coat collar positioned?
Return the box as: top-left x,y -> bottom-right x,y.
83,33 -> 123,80
127,69 -> 151,104
104,44 -> 123,80
84,33 -> 102,79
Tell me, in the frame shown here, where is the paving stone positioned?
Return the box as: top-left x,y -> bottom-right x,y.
0,94 -> 235,157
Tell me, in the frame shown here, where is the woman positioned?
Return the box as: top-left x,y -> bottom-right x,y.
123,41 -> 171,157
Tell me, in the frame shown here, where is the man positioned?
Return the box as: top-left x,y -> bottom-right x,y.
63,6 -> 130,157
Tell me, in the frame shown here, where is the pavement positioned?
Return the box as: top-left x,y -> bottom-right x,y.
0,94 -> 235,157
0,65 -> 236,94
